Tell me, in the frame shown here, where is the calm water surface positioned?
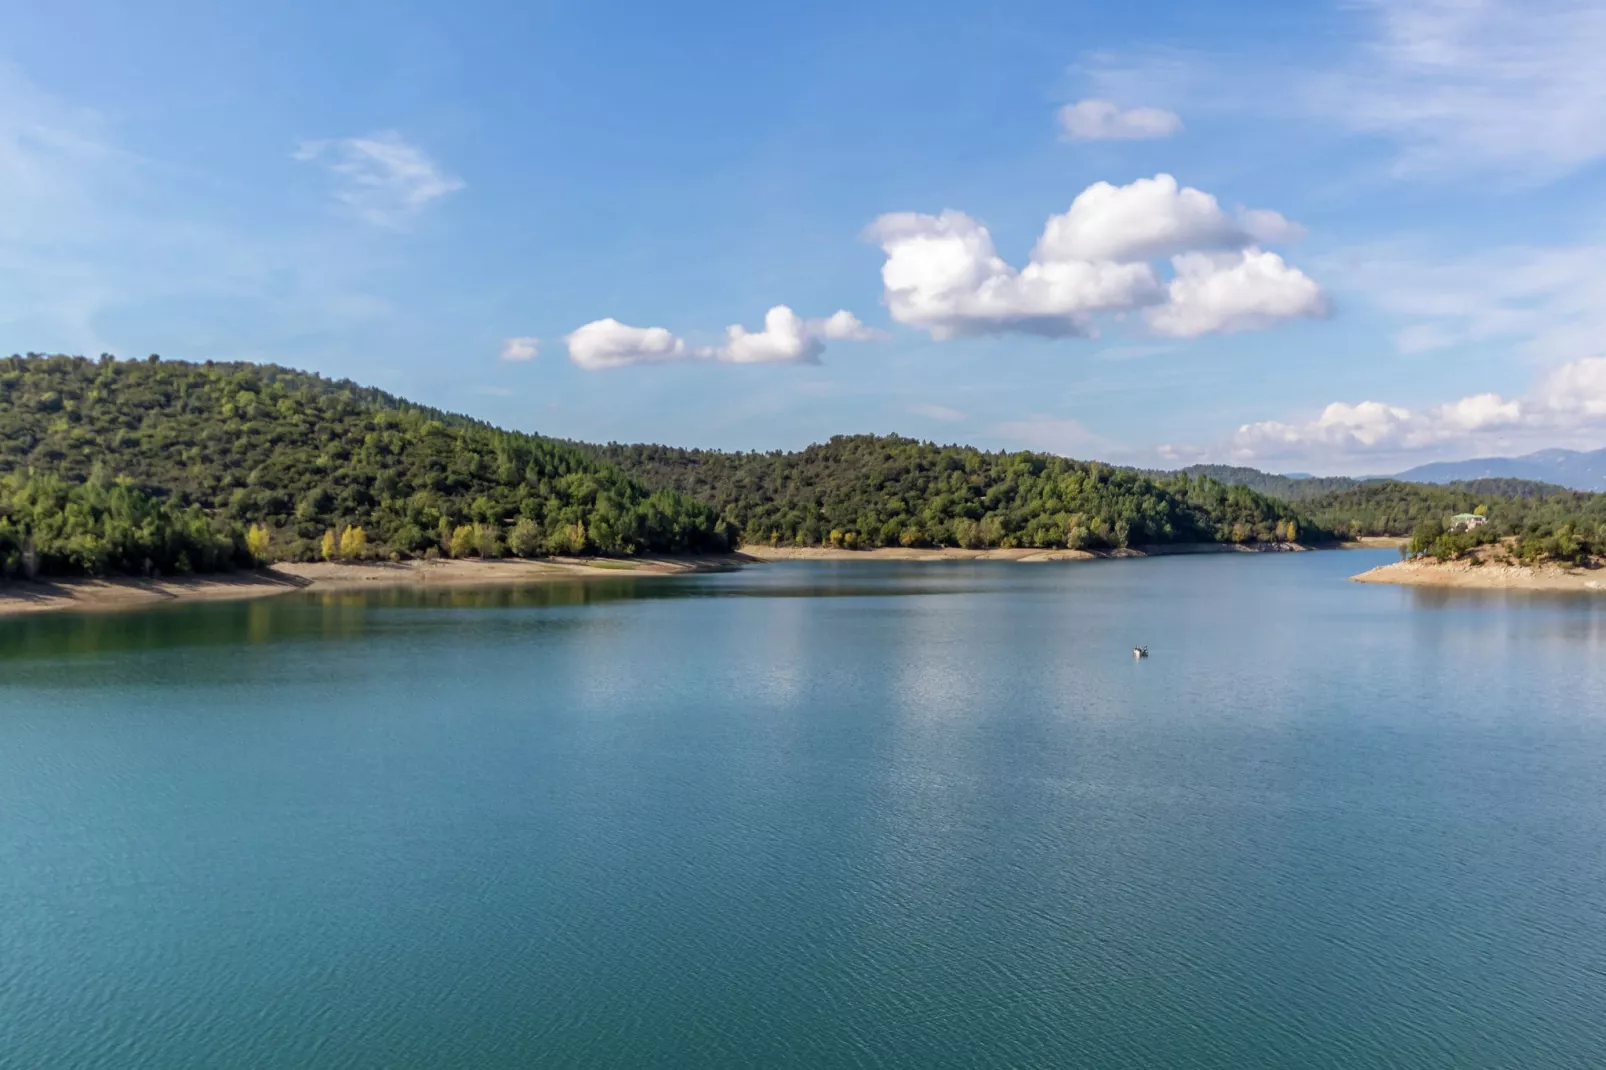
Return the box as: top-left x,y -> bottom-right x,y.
3,551 -> 1606,1068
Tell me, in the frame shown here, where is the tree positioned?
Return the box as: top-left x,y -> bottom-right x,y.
509,518 -> 543,558
320,529 -> 337,561
449,524 -> 476,559
548,521 -> 586,556
474,524 -> 503,559
245,524 -> 271,562
339,525 -> 367,559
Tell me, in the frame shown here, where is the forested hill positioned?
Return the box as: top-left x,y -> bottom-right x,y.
1,354 -> 730,577
589,436 -> 1329,550
1167,462 -> 1604,558
1169,464 -> 1565,503
1297,480 -> 1606,542
1170,464 -> 1363,501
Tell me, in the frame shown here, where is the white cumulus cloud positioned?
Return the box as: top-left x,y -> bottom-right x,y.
293,131 -> 464,227
1034,174 -> 1247,263
499,336 -> 539,362
808,309 -> 885,341
1539,357 -> 1606,417
1147,248 -> 1328,338
566,306 -> 880,369
1203,358 -> 1606,468
565,319 -> 691,370
1057,99 -> 1183,141
867,174 -> 1323,341
866,209 -> 1160,339
1228,391 -> 1527,458
719,305 -> 823,364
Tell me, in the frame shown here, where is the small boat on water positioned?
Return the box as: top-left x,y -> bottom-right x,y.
1133,646 -> 1149,659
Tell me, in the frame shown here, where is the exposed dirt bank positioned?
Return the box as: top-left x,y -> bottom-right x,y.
0,555 -> 739,618
1353,557 -> 1606,593
2,541 -> 1325,618
738,542 -> 1308,562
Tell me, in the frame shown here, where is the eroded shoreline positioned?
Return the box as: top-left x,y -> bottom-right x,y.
2,540 -> 1328,618
0,555 -> 739,618
1352,558 -> 1606,593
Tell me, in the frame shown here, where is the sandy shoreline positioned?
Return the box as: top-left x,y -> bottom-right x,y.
740,541 -> 1310,563
0,555 -> 738,619
1352,558 -> 1606,593
1,540 -> 1325,618
1339,536 -> 1408,549
738,545 -> 1098,563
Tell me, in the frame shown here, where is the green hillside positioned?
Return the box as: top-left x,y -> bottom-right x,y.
1300,478 -> 1606,534
1170,465 -> 1564,503
1171,464 -> 1362,501
590,435 -> 1329,550
1,354 -> 730,578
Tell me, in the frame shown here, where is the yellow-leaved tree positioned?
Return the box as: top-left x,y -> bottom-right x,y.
245,524 -> 271,563
320,529 -> 337,561
339,525 -> 367,560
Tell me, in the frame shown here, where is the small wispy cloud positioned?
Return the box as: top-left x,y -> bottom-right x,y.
1058,99 -> 1182,141
1095,343 -> 1174,361
1317,0 -> 1606,181
1331,238 -> 1606,364
500,336 -> 539,362
1076,1 -> 1606,183
293,131 -> 464,227
908,403 -> 967,422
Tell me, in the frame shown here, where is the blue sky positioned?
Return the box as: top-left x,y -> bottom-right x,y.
3,0 -> 1605,474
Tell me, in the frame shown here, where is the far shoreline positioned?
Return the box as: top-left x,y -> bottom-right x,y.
739,541 -> 1316,563
2,539 -> 1360,619
0,555 -> 740,619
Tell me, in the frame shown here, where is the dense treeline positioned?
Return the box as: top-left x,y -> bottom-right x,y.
1298,480 -> 1606,564
1,472 -> 244,579
1170,465 -> 1364,501
1,354 -> 731,577
1169,464 -> 1603,564
1170,465 -> 1564,503
1401,517 -> 1601,566
590,435 -> 1328,550
1300,480 -> 1606,538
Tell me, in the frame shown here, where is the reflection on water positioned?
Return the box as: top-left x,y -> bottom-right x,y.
0,567 -> 1000,666
3,552 -> 1606,1069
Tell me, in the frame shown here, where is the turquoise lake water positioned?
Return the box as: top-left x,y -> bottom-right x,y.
3,550 -> 1606,1068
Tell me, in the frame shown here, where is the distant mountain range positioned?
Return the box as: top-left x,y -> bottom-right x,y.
1391,448 -> 1606,492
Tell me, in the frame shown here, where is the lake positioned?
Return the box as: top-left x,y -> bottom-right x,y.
3,550 -> 1606,1068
